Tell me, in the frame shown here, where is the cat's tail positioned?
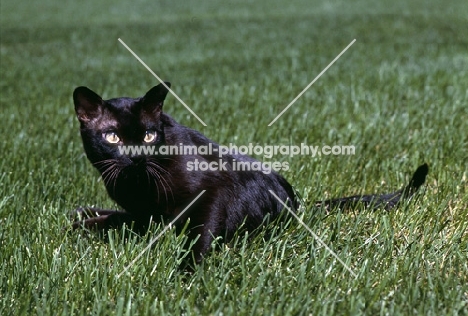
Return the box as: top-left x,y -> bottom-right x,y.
317,163 -> 429,211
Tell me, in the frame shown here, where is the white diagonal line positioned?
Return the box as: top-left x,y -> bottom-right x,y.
269,190 -> 357,278
268,39 -> 356,126
118,38 -> 207,126
117,190 -> 206,277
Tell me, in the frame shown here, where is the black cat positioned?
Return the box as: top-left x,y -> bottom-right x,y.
71,82 -> 428,263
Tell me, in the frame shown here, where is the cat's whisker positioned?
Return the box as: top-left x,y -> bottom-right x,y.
146,160 -> 175,204
145,168 -> 160,202
99,161 -> 122,197
95,159 -> 122,191
101,165 -> 115,186
100,161 -> 117,177
147,165 -> 169,205
147,160 -> 175,190
146,159 -> 171,176
93,159 -> 118,168
110,166 -> 122,197
150,163 -> 174,206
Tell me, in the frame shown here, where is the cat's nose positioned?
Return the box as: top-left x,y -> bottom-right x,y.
130,156 -> 146,165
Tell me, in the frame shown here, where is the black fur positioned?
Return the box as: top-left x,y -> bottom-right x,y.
71,83 -> 428,263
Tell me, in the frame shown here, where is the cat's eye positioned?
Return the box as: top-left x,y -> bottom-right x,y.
143,131 -> 157,143
103,132 -> 120,144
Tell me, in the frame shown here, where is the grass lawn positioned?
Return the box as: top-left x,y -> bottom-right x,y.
1,0 -> 467,314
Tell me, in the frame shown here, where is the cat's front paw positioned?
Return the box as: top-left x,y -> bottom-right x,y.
67,207 -> 123,231
70,207 -> 120,221
71,214 -> 113,231
69,206 -> 94,222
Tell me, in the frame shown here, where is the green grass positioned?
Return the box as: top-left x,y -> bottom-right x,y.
1,0 -> 467,314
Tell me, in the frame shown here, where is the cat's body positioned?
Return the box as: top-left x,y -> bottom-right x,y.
72,83 -> 428,263
73,83 -> 297,262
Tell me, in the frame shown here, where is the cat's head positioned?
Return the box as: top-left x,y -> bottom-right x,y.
73,83 -> 171,168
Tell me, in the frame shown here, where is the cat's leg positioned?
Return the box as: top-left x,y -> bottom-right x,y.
178,200 -> 225,266
186,225 -> 219,264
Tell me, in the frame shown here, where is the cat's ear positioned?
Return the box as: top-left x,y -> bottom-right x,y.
73,86 -> 104,122
141,82 -> 171,113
